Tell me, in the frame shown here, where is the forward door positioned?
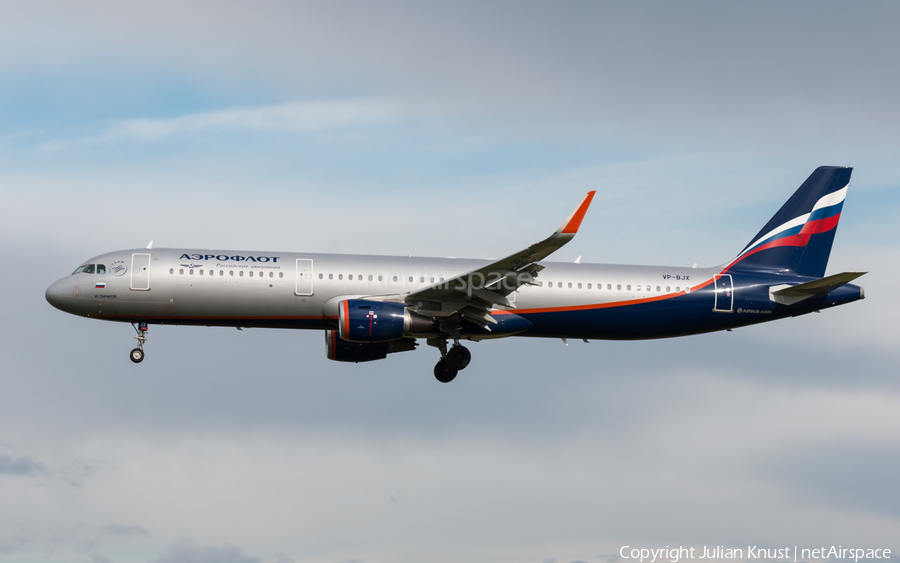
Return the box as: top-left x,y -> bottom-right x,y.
130,253 -> 151,291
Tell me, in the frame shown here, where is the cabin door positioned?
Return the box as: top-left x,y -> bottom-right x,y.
130,253 -> 151,291
713,274 -> 733,313
295,259 -> 314,296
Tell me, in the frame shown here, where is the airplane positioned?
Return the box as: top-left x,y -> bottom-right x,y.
46,166 -> 865,383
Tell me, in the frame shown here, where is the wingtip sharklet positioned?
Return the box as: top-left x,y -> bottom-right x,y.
557,190 -> 596,235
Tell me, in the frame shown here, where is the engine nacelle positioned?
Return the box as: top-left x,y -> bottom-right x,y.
338,299 -> 433,343
325,330 -> 417,363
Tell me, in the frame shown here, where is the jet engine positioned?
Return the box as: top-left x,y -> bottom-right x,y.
325,330 -> 417,363
338,299 -> 433,343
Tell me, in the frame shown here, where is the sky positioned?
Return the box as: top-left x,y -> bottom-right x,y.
1,1 -> 899,562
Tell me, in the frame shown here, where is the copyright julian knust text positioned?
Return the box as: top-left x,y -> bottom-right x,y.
619,546 -> 892,563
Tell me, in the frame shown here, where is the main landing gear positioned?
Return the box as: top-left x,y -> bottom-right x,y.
130,321 -> 148,363
428,338 -> 471,383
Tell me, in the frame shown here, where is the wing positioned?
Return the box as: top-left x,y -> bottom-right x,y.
405,191 -> 596,332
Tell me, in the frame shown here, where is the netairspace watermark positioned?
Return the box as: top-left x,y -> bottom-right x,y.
619,546 -> 892,563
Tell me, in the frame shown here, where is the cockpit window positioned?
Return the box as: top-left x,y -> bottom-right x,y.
72,264 -> 96,274
96,264 -> 106,274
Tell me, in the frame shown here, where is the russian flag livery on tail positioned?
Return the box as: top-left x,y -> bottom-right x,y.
47,166 -> 866,383
724,166 -> 851,277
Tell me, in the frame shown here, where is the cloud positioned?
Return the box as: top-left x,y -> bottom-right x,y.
108,100 -> 401,141
4,1 -> 900,147
34,99 -> 403,152
147,538 -> 262,563
102,523 -> 150,538
0,452 -> 49,477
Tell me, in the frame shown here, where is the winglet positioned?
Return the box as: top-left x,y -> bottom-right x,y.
557,191 -> 596,234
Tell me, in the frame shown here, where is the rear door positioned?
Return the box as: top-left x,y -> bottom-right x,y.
713,274 -> 733,312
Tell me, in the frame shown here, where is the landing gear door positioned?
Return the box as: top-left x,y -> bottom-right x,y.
131,253 -> 151,291
295,259 -> 314,296
713,274 -> 733,313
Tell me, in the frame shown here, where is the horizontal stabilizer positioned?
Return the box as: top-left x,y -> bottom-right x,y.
770,271 -> 866,305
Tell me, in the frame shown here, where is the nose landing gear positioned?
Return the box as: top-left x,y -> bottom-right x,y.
130,321 -> 148,363
428,338 -> 471,383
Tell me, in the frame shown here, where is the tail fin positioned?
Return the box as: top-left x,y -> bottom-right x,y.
723,166 -> 852,277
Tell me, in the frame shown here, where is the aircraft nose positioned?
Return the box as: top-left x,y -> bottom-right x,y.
45,278 -> 70,311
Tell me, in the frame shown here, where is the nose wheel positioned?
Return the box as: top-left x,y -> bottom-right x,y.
130,321 -> 148,363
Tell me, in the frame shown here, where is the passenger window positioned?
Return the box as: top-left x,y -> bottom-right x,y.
568,282 -> 572,288
329,274 -> 333,280
393,276 -> 398,282
200,270 -> 204,275
249,271 -> 254,277
179,269 -> 184,275
269,272 -> 274,278
676,286 -> 680,292
636,285 -> 640,292
279,272 -> 284,278
378,275 -> 383,281
220,270 -> 224,276
319,273 -> 323,279
656,286 -> 661,292
169,268 -> 174,274
97,264 -> 106,274
666,286 -> 670,292
368,275 -> 373,281
409,276 -> 413,283
627,284 -> 631,291
577,283 -> 582,289
229,270 -> 234,276
189,269 -> 194,275
348,275 -> 353,280
338,274 -> 343,280
239,271 -> 244,277
607,284 -> 612,290
617,284 -> 621,290
430,277 -> 435,283
587,283 -> 592,289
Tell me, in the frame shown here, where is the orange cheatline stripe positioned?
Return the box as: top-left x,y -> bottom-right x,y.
560,191 -> 596,234
493,277 -> 715,315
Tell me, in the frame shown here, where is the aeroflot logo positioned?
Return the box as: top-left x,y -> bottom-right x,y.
179,253 -> 281,263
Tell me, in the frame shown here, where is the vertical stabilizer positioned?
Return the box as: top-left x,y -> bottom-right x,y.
723,166 -> 852,277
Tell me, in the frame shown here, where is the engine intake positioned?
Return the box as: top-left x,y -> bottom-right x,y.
338,299 -> 433,342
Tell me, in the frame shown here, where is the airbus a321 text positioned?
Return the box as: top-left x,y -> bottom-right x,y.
47,166 -> 865,382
